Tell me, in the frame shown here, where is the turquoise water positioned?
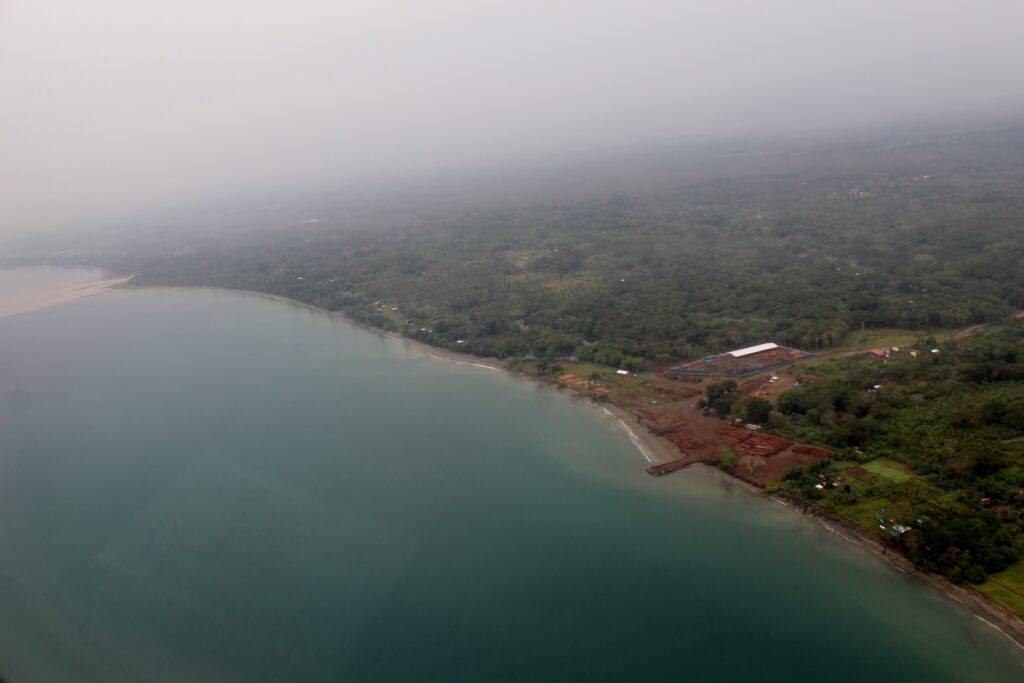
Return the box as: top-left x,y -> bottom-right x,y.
0,271 -> 1022,682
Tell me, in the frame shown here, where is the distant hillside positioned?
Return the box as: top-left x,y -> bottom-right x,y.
126,127 -> 1024,366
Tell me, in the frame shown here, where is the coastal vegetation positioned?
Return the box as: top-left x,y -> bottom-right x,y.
771,320 -> 1024,589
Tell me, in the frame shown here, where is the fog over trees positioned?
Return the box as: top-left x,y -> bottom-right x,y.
2,0 -> 1024,243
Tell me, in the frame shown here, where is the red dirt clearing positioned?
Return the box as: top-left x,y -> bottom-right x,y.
641,411 -> 688,435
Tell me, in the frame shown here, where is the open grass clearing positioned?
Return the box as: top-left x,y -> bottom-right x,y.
839,327 -> 959,351
836,496 -> 916,530
861,458 -> 915,483
831,460 -> 859,469
978,561 -> 1024,617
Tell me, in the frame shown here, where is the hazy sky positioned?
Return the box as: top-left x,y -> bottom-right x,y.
2,0 -> 1023,241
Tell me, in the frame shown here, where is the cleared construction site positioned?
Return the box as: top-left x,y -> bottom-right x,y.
631,342 -> 828,484
665,342 -> 812,379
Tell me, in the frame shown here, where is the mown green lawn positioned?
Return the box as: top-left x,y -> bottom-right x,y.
978,562 -> 1024,617
861,459 -> 915,483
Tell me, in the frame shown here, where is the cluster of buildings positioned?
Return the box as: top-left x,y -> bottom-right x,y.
866,346 -> 939,361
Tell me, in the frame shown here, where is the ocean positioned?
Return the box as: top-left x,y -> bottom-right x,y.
0,269 -> 1021,682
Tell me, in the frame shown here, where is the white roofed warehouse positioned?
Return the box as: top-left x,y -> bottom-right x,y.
726,343 -> 779,358
666,342 -> 810,379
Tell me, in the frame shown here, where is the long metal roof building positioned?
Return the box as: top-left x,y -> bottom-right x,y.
726,342 -> 779,358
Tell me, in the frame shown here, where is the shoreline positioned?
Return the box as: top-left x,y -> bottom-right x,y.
127,281 -> 1024,651
0,272 -> 132,319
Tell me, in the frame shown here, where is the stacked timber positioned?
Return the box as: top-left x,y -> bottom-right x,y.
670,431 -> 707,451
734,433 -> 792,457
792,444 -> 833,459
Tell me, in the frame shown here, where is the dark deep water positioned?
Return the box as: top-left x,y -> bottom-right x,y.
0,273 -> 1022,682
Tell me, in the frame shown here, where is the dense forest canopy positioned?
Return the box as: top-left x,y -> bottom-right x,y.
116,127 -> 1024,366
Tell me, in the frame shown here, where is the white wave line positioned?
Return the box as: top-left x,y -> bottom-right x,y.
617,421 -> 656,463
974,616 -> 1024,652
457,361 -> 501,371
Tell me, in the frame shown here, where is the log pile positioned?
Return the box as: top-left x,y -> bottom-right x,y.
791,444 -> 833,459
716,425 -> 754,445
735,433 -> 792,457
716,425 -> 792,457
670,431 -> 707,451
642,411 -> 688,435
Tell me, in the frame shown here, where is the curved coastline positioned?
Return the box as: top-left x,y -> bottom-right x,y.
122,281 -> 1024,651
0,269 -> 132,319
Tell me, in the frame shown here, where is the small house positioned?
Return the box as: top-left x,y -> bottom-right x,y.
890,524 -> 912,538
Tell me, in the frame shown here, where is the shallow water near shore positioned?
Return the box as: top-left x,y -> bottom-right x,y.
0,266 -> 125,318
1,272 -> 1023,682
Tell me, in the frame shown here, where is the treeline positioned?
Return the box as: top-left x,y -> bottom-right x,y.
125,127 -> 1024,366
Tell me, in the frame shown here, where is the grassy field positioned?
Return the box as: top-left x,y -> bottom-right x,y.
860,459 -> 915,483
813,459 -> 930,533
835,496 -> 916,530
560,362 -> 641,387
839,327 -> 958,351
978,562 -> 1024,617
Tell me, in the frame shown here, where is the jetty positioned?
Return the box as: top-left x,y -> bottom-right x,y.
646,458 -> 692,477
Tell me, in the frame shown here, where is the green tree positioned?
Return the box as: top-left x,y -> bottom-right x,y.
740,397 -> 772,424
718,447 -> 736,470
705,380 -> 738,414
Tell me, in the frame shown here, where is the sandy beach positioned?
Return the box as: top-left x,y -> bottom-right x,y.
0,273 -> 132,318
